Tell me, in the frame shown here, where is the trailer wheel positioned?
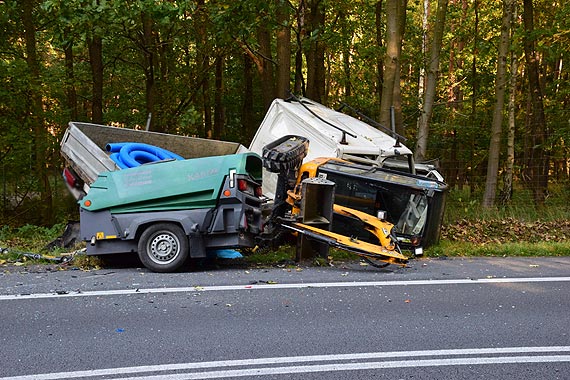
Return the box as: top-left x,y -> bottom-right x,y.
138,223 -> 189,273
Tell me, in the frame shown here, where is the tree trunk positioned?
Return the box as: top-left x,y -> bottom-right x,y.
196,0 -> 212,138
417,0 -> 429,116
276,0 -> 291,99
242,54 -> 254,141
202,66 -> 212,139
482,0 -> 513,208
466,0 -> 479,188
342,10 -> 352,98
305,0 -> 325,103
445,0 -> 466,189
294,0 -> 306,95
392,0 -> 407,135
379,0 -> 402,128
22,0 -> 53,225
141,11 -> 156,131
88,34 -> 103,124
415,0 -> 448,162
213,55 -> 224,140
375,1 -> 384,117
522,0 -> 548,206
63,30 -> 78,121
502,3 -> 518,205
257,23 -> 275,110
87,0 -> 103,125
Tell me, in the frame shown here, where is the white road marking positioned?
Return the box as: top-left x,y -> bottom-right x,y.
1,347 -> 569,380
0,276 -> 569,301
102,356 -> 570,379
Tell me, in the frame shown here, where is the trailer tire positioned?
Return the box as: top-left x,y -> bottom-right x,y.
262,135 -> 309,173
138,223 -> 189,273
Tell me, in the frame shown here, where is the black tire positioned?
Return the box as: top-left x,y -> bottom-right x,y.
137,223 -> 189,273
262,135 -> 309,173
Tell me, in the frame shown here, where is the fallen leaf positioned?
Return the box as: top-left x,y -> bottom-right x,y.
404,299 -> 411,303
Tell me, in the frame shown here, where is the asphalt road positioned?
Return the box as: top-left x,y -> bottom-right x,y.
1,256 -> 569,379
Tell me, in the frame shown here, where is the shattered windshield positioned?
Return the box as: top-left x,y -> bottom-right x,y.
320,163 -> 430,236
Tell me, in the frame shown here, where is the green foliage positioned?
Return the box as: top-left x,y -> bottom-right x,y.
0,223 -> 65,252
0,0 -> 568,226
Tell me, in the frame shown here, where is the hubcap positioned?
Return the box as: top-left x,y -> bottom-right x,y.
148,232 -> 179,264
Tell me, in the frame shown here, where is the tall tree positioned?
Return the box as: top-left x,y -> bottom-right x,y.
257,22 -> 276,109
482,0 -> 514,208
140,10 -> 156,130
305,0 -> 326,103
415,0 -> 448,162
196,0 -> 212,138
379,0 -> 406,129
294,0 -> 306,95
242,54 -> 255,140
391,0 -> 407,135
63,31 -> 78,121
445,0 -> 468,189
522,0 -> 548,206
502,2 -> 518,205
21,0 -> 53,224
375,1 -> 384,109
276,0 -> 292,99
213,54 -> 224,140
87,0 -> 103,124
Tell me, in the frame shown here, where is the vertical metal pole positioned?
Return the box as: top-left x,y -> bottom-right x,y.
145,113 -> 152,131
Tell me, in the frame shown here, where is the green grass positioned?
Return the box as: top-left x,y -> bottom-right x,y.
2,214 -> 570,269
0,224 -> 67,252
244,245 -> 297,265
0,224 -> 87,267
426,240 -> 570,258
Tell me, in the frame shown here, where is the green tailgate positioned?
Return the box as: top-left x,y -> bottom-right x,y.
80,153 -> 262,213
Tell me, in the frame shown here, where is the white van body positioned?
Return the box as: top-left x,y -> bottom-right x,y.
249,98 -> 424,198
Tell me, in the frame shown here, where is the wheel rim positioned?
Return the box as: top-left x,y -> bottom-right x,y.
147,231 -> 180,265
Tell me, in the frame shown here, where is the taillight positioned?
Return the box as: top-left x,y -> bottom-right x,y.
63,168 -> 78,188
236,177 -> 262,198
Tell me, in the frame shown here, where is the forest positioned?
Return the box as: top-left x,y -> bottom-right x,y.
0,0 -> 568,227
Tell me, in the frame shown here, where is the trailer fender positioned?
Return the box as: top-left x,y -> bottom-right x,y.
113,209 -> 213,241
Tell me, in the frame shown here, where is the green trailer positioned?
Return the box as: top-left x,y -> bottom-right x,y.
61,122 -> 264,272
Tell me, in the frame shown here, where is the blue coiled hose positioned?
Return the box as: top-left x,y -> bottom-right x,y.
106,142 -> 184,169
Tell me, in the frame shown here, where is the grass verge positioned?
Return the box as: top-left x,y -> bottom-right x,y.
2,220 -> 570,270
427,240 -> 570,258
